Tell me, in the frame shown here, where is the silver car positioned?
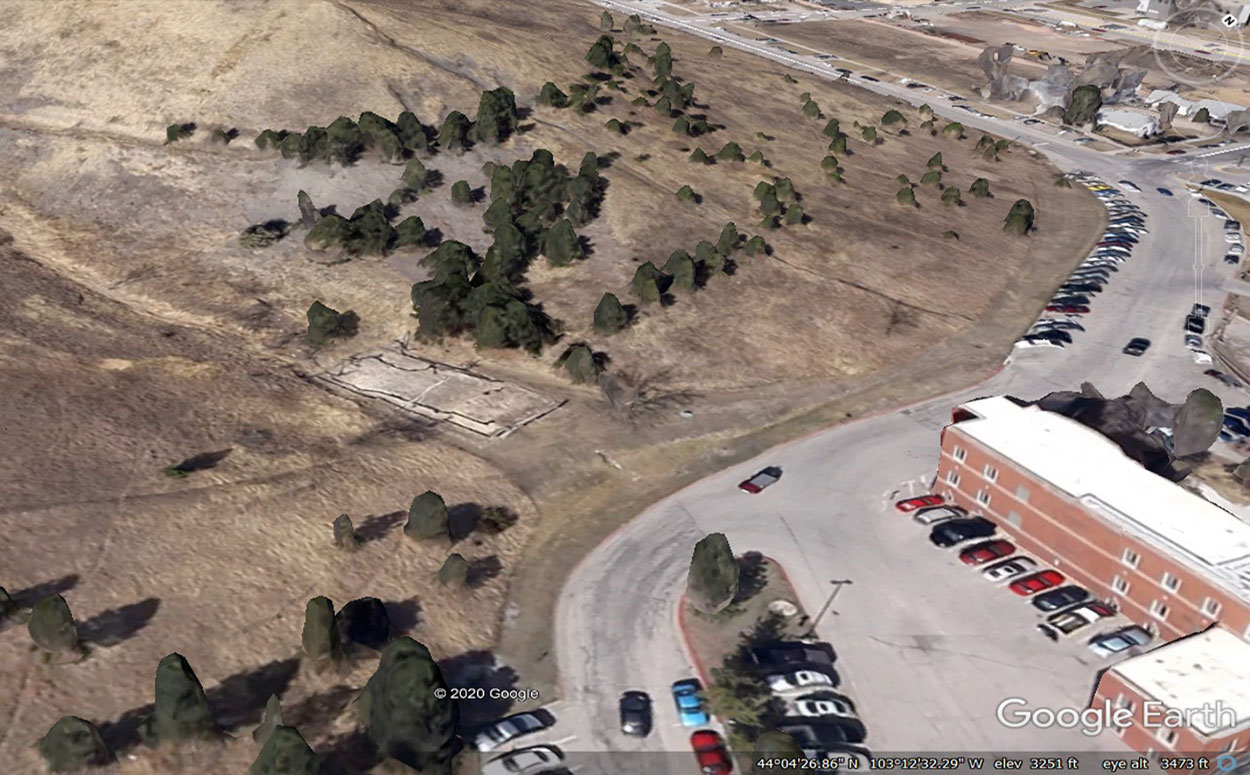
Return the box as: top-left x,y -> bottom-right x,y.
481,746 -> 566,775
1087,626 -> 1152,658
913,505 -> 966,525
474,713 -> 551,752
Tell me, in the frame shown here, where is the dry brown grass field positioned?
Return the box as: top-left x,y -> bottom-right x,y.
0,0 -> 1102,771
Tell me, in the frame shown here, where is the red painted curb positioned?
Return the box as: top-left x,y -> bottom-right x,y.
674,591 -> 713,689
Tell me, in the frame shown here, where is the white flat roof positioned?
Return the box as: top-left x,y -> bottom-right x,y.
954,396 -> 1250,602
1113,626 -> 1250,735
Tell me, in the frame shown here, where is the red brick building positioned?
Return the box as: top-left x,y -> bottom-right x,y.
1091,626 -> 1250,764
935,396 -> 1250,761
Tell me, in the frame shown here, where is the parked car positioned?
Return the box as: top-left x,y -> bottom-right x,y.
1227,253 -> 1242,265
481,746 -> 565,775
1122,338 -> 1151,356
1059,283 -> 1103,294
860,75 -> 879,82
1033,319 -> 1085,332
1015,336 -> 1065,350
1186,315 -> 1207,334
1009,570 -> 1065,596
1031,329 -> 1074,344
691,730 -> 733,775
1193,350 -> 1214,365
671,679 -> 710,727
1192,303 -> 1211,318
768,670 -> 836,693
1046,601 -> 1116,635
752,642 -> 836,669
1088,626 -> 1152,657
739,466 -> 783,493
1166,149 -> 1187,155
1031,585 -> 1090,612
1185,333 -> 1203,349
1224,416 -> 1250,437
1230,245 -> 1245,256
1045,304 -> 1090,314
929,517 -> 997,548
619,691 -> 652,737
1156,188 -> 1173,196
1227,233 -> 1243,244
1117,180 -> 1140,192
474,713 -> 552,752
982,556 -> 1038,583
960,539 -> 1015,566
894,494 -> 944,512
1226,407 -> 1250,423
1207,369 -> 1244,387
791,695 -> 857,720
913,505 -> 966,525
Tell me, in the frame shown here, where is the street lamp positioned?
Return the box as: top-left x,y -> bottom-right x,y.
806,579 -> 853,636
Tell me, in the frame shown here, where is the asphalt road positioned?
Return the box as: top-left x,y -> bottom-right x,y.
521,0 -> 1250,766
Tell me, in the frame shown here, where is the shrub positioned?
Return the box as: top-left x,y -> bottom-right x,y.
302,596 -> 343,665
165,122 -> 195,143
828,135 -> 848,155
687,533 -> 739,614
861,125 -> 878,144
941,186 -> 962,206
820,155 -> 840,171
802,99 -> 821,119
969,177 -> 992,198
631,261 -> 667,303
747,149 -> 766,164
139,654 -> 219,745
717,222 -> 742,254
306,301 -> 357,346
562,345 -> 600,383
538,81 -> 569,108
895,174 -> 911,186
594,292 -> 629,333
438,554 -> 470,587
333,514 -> 360,551
822,118 -> 841,138
743,235 -> 767,256
1194,107 -> 1211,123
774,177 -> 797,203
783,203 -> 806,225
396,111 -> 430,154
1003,198 -> 1036,235
39,717 -> 113,772
405,491 -> 450,541
664,249 -> 697,289
438,110 -> 473,154
543,218 -> 584,266
605,117 -> 628,135
451,179 -> 472,205
695,240 -> 725,274
709,45 -> 723,56
716,141 -> 745,162
920,170 -> 942,186
473,86 -> 519,145
881,109 -> 906,127
28,594 -> 79,659
942,121 -> 965,138
249,726 -> 318,775
896,187 -> 917,207
689,146 -> 711,164
676,184 -> 698,203
394,216 -> 428,249
360,638 -> 459,772
926,152 -> 944,169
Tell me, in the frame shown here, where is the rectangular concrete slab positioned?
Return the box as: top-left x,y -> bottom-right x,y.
316,348 -> 564,438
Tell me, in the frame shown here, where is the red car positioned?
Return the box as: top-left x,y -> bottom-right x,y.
738,466 -> 782,494
960,539 -> 1015,566
895,494 -> 945,512
1010,570 -> 1064,596
1045,304 -> 1090,314
691,730 -> 732,775
1166,149 -> 1187,156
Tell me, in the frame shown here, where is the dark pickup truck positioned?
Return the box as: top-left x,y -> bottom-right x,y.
751,642 -> 836,668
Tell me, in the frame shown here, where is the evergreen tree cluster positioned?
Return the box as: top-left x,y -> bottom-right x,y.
411,148 -> 608,353
304,199 -> 426,257
754,178 -> 806,229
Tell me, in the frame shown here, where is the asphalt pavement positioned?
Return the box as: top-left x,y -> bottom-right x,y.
519,0 -> 1250,766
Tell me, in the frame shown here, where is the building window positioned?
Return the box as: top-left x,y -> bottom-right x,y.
1161,572 -> 1180,593
1006,510 -> 1022,527
1015,484 -> 1030,502
946,470 -> 960,486
975,489 -> 991,506
1157,728 -> 1177,747
1203,598 -> 1222,617
953,446 -> 967,462
1122,548 -> 1140,568
983,464 -> 998,482
1149,600 -> 1169,621
1113,575 -> 1130,595
1114,694 -> 1134,712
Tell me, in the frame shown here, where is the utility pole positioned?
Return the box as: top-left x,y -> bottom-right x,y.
807,579 -> 853,636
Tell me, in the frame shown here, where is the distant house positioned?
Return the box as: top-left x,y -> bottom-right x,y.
1134,0 -> 1176,18
1097,108 -> 1161,138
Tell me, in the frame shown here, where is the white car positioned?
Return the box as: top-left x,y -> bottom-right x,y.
481,746 -> 566,775
1237,185 -> 1249,194
474,713 -> 551,752
768,670 -> 835,693
912,506 -> 965,525
791,696 -> 857,719
1231,244 -> 1245,255
1227,233 -> 1243,243
1193,349 -> 1215,365
1088,626 -> 1152,658
981,556 -> 1038,582
1015,337 -> 1065,350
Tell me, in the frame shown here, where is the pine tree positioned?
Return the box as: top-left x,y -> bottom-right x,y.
687,533 -> 739,614
249,726 -> 318,775
543,219 -> 584,266
405,491 -> 450,541
594,293 -> 629,333
438,554 -> 470,587
39,717 -> 113,772
138,653 -> 219,745
28,595 -> 79,660
302,596 -> 343,666
969,178 -> 992,198
360,638 -> 459,772
664,250 -> 697,290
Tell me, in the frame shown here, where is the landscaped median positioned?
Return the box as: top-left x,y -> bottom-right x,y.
679,551 -> 820,769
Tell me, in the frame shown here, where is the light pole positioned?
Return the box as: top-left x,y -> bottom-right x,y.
806,579 -> 853,636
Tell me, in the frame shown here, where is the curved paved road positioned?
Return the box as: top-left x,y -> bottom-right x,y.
547,1 -> 1250,762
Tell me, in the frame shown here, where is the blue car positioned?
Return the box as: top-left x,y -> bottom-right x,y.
1223,416 -> 1250,437
1227,408 -> 1250,424
671,679 -> 710,727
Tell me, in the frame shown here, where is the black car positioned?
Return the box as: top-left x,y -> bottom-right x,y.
1050,295 -> 1090,306
1059,283 -> 1103,294
752,642 -> 836,668
1122,337 -> 1150,356
619,691 -> 652,737
1031,329 -> 1072,344
1031,585 -> 1091,612
1227,254 -> 1242,265
929,517 -> 996,548
1186,315 -> 1207,335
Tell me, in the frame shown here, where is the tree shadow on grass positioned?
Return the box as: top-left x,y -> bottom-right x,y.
732,553 -> 768,605
439,650 -> 520,728
99,657 -> 301,754
467,556 -> 503,588
79,597 -> 161,647
447,503 -> 482,542
356,511 -> 405,543
383,598 -> 422,635
12,574 -> 79,608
